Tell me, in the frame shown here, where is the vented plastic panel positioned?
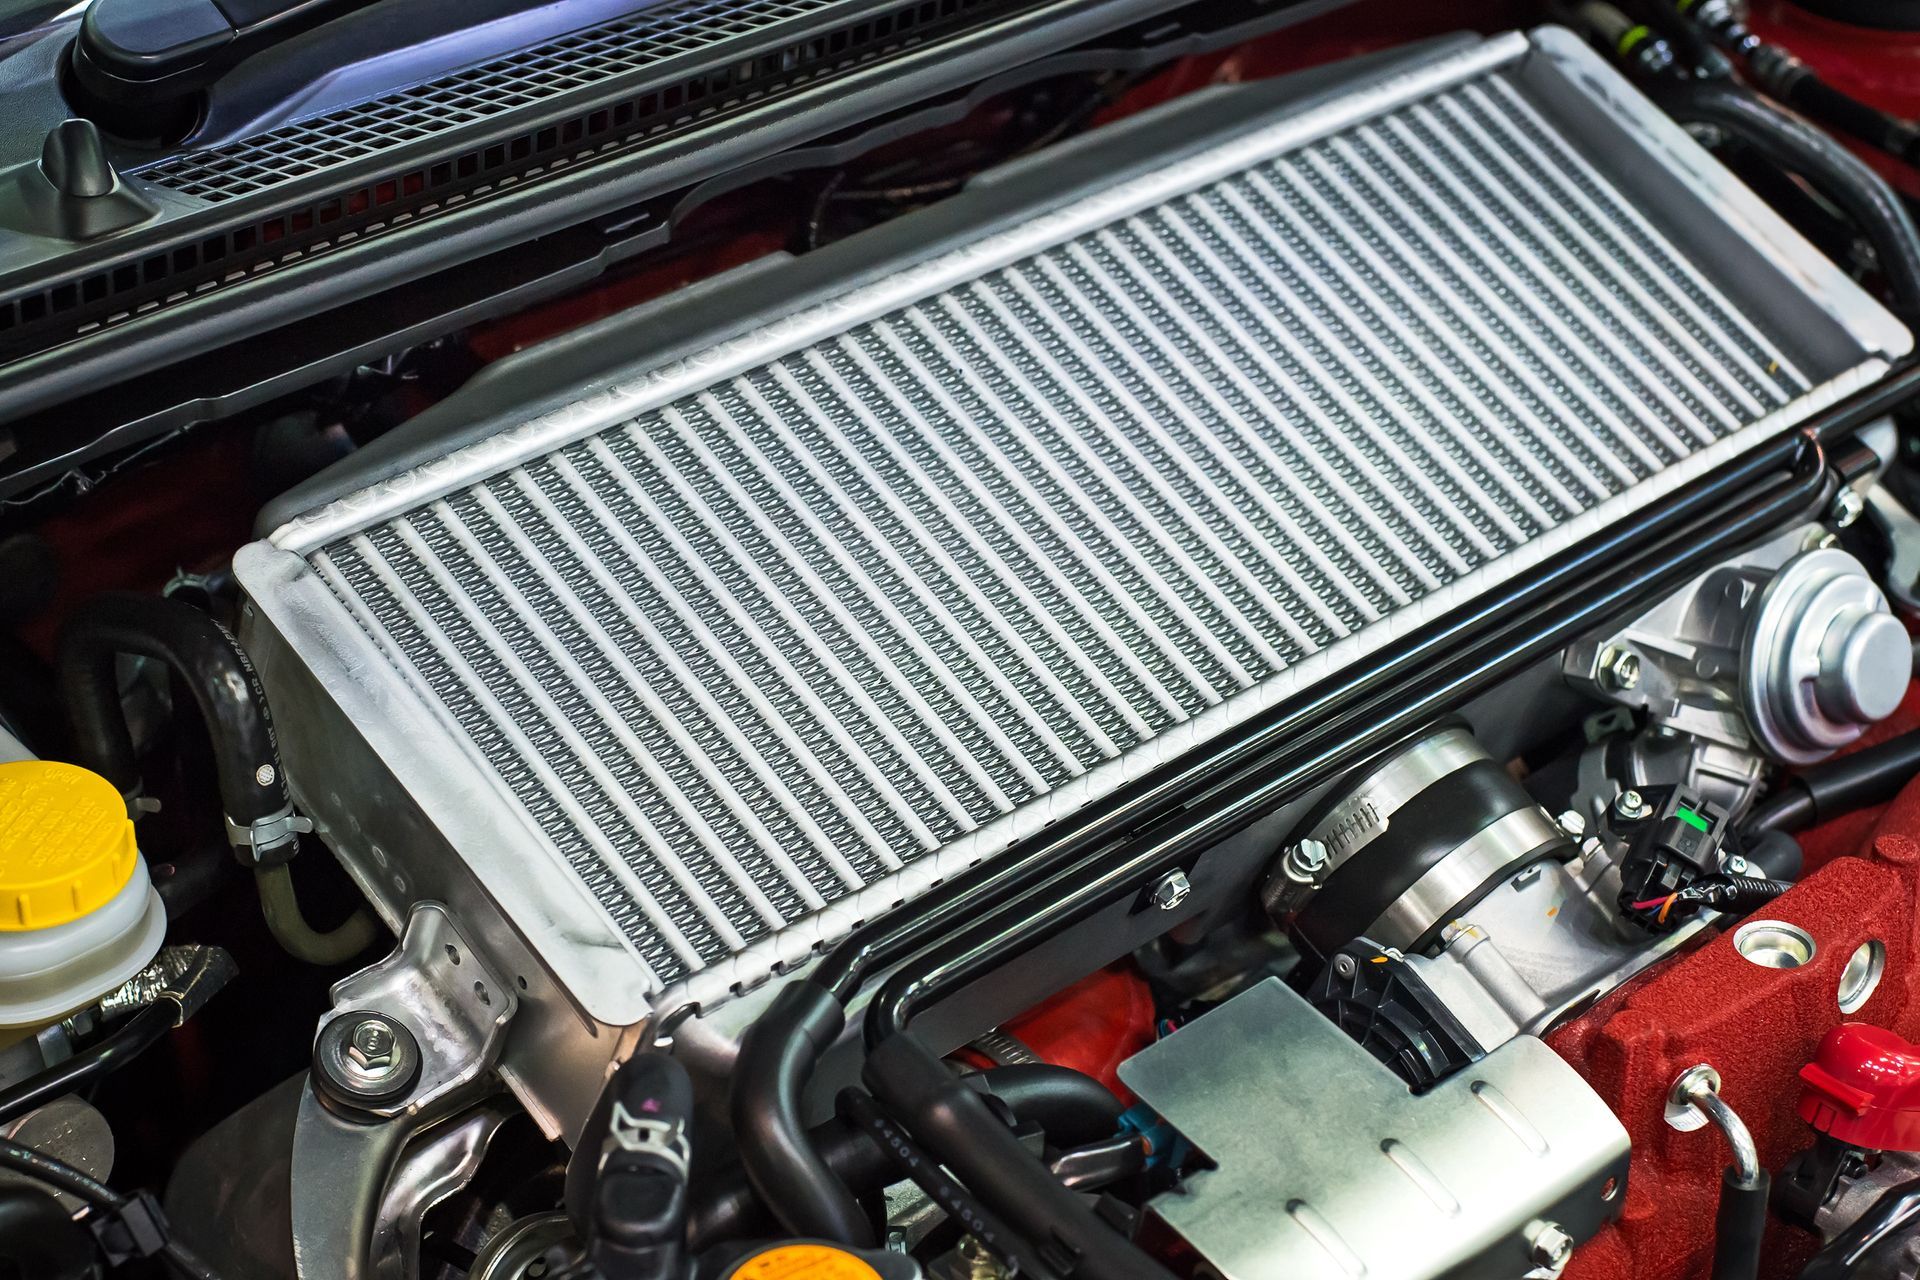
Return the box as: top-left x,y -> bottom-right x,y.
303,71 -> 1808,992
138,0 -> 962,200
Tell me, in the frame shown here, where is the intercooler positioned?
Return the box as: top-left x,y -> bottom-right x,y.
235,27 -> 1908,1131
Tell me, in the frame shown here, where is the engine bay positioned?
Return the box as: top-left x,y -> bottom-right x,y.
7,2 -> 1920,1279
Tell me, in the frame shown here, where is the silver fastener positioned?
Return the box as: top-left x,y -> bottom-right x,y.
346,1019 -> 396,1072
314,1010 -> 421,1109
1332,954 -> 1358,980
1282,838 -> 1331,884
1599,646 -> 1642,692
1614,789 -> 1650,822
1527,1221 -> 1575,1270
1556,810 -> 1588,840
1149,870 -> 1192,912
1831,488 -> 1866,530
1664,1062 -> 1722,1133
1723,854 -> 1750,876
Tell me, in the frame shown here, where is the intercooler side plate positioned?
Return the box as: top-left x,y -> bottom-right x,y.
239,28 -> 1909,1027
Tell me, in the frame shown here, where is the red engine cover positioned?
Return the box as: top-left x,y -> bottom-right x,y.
1551,726 -> 1920,1279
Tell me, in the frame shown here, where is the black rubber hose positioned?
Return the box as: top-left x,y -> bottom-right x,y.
1654,80 -> 1920,325
694,1062 -> 1124,1248
1746,725 -> 1920,833
1749,46 -> 1920,166
57,592 -> 288,838
0,1001 -> 174,1126
1712,1167 -> 1771,1280
864,1033 -> 1172,1280
836,1088 -> 1043,1276
728,981 -> 870,1246
1797,1175 -> 1920,1279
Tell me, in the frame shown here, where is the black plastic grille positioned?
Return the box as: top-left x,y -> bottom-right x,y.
0,0 -> 1040,360
135,0 -> 844,200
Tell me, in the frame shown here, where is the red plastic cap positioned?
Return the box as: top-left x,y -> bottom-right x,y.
1799,1023 -> 1920,1152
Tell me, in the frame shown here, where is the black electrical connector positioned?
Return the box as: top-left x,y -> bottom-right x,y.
564,1053 -> 694,1280
0,1137 -> 223,1280
1613,785 -> 1736,931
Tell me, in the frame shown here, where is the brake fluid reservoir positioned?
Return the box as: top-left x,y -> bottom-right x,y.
0,761 -> 165,1027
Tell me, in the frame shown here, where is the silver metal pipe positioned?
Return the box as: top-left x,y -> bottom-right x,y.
1685,1077 -> 1762,1188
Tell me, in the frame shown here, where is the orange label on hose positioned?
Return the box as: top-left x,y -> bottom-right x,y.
727,1244 -> 883,1280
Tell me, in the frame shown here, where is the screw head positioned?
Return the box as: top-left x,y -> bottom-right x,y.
1149,870 -> 1192,912
1332,953 -> 1358,980
347,1019 -> 396,1071
1556,810 -> 1588,840
314,1011 -> 421,1110
1283,838 -> 1331,881
1614,790 -> 1650,822
1528,1222 -> 1575,1270
1724,854 -> 1750,876
1831,488 -> 1866,530
1599,646 -> 1642,692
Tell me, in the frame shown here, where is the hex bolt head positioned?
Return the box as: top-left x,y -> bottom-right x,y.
1599,646 -> 1642,692
1528,1221 -> 1575,1270
313,1011 -> 421,1110
1556,810 -> 1588,840
1614,789 -> 1650,822
1149,870 -> 1192,912
1831,488 -> 1866,530
346,1019 -> 396,1071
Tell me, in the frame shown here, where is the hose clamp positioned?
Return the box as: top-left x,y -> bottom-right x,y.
606,1101 -> 691,1180
226,803 -> 313,866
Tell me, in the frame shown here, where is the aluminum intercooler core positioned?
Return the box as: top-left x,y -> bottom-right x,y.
236,28 -> 1908,1091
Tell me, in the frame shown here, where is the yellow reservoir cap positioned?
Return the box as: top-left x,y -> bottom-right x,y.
0,761 -> 138,931
726,1244 -> 883,1280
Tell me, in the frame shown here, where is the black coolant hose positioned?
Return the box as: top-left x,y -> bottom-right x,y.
1654,80 -> 1920,326
58,592 -> 291,852
864,1033 -> 1172,1280
1747,45 -> 1920,167
1746,725 -> 1920,833
730,982 -> 870,1245
697,1062 -> 1123,1248
57,592 -> 377,960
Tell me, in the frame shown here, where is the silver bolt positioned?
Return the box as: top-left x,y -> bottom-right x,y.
1614,790 -> 1650,822
1599,646 -> 1642,692
1149,870 -> 1192,912
1332,954 -> 1358,980
1556,809 -> 1588,840
1831,488 -> 1866,530
1527,1221 -> 1575,1270
254,763 -> 277,787
345,1017 -> 398,1075
1724,854 -> 1750,876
